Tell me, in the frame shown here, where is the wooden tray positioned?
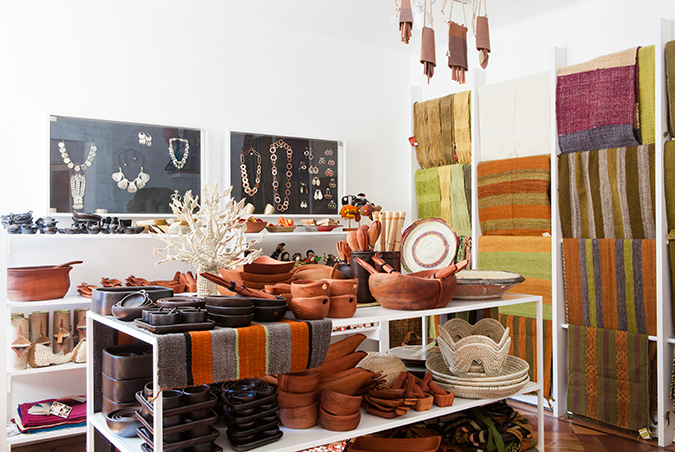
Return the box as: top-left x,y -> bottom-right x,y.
133,319 -> 215,334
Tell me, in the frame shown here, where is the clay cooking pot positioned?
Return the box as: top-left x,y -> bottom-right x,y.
290,296 -> 330,320
290,280 -> 330,298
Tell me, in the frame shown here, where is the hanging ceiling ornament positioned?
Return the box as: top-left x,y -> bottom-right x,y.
398,0 -> 413,44
473,0 -> 491,69
419,0 -> 436,83
443,0 -> 468,84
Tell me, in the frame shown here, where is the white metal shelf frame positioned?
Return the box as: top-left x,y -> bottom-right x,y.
88,292 -> 544,452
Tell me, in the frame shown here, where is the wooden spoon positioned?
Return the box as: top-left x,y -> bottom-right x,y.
371,256 -> 398,274
356,228 -> 368,252
428,259 -> 469,279
354,258 -> 378,275
346,231 -> 359,254
336,241 -> 347,261
343,243 -> 353,263
368,221 -> 382,250
199,272 -> 278,299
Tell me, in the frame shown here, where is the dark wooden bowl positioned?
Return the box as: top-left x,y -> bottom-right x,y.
253,304 -> 288,322
278,370 -> 319,393
277,388 -> 318,408
290,296 -> 330,320
207,312 -> 254,328
203,296 -> 254,307
368,271 -> 457,310
278,401 -> 319,429
102,344 -> 153,380
101,372 -> 150,403
205,305 -> 255,316
327,295 -> 357,318
318,405 -> 361,431
7,265 -> 73,301
320,389 -> 362,416
92,286 -> 174,315
156,297 -> 205,309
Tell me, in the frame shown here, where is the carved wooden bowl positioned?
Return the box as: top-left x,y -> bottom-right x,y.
318,405 -> 361,431
278,401 -> 319,429
290,296 -> 330,320
290,280 -> 330,298
368,271 -> 457,311
278,370 -> 319,393
320,389 -> 362,416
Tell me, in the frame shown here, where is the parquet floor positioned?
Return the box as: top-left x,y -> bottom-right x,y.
511,401 -> 675,452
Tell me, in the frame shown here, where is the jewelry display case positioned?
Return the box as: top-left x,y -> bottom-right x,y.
49,116 -> 204,214
228,132 -> 343,215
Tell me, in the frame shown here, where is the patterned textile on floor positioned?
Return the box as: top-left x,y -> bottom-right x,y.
454,90 -> 472,164
562,238 -> 656,336
415,167 -> 441,219
557,145 -> 655,239
478,72 -> 551,161
451,164 -> 472,237
567,324 -> 651,432
666,41 -> 675,136
499,314 -> 552,399
478,236 -> 552,320
637,45 -> 655,144
477,155 -> 551,236
664,141 -> 675,230
413,94 -> 456,169
556,47 -> 640,154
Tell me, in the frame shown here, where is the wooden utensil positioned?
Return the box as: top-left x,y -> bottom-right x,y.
354,258 -> 378,275
394,212 -> 406,251
55,260 -> 84,268
346,231 -> 359,253
343,243 -> 352,263
356,228 -> 368,252
371,256 -> 398,274
428,259 -> 468,279
336,241 -> 347,261
199,272 -> 278,299
368,221 -> 381,250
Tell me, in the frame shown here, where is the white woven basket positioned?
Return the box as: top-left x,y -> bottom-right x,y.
426,353 -> 529,385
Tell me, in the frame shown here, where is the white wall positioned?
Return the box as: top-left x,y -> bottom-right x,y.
0,1 -> 413,216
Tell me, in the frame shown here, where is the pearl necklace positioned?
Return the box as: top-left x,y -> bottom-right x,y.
240,147 -> 261,197
169,138 -> 190,170
59,140 -> 96,210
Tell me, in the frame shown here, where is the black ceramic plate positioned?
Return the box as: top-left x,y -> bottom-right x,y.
135,392 -> 218,417
133,319 -> 216,334
226,429 -> 283,452
222,391 -> 277,411
135,409 -> 217,435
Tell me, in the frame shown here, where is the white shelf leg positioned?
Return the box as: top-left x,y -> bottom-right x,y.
537,295 -> 545,452
379,321 -> 390,353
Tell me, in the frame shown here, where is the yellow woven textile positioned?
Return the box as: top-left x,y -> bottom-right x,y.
438,165 -> 453,224
638,46 -> 655,145
453,90 -> 472,164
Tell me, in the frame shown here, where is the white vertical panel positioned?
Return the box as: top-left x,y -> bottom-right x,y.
471,71 -> 486,268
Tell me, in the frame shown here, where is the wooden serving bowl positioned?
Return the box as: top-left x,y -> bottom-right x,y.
291,280 -> 330,298
278,370 -> 319,393
241,256 -> 295,275
235,269 -> 294,283
7,265 -> 74,301
320,389 -> 362,416
278,401 -> 319,429
277,388 -> 318,408
244,221 -> 267,233
327,295 -> 357,318
323,279 -> 358,297
290,296 -> 330,320
264,283 -> 291,295
318,405 -> 361,431
219,269 -> 293,290
368,271 -> 457,311
292,264 -> 345,281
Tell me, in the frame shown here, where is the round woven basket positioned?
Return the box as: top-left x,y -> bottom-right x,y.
426,354 -> 529,388
356,352 -> 406,386
433,375 -> 530,399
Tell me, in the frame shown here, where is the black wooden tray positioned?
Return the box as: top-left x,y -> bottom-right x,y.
134,319 -> 215,334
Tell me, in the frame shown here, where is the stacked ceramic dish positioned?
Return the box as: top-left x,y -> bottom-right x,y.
135,383 -> 219,452
218,256 -> 295,292
427,318 -> 530,399
204,295 -> 287,326
101,344 -> 152,415
276,370 -> 320,429
221,379 -> 282,451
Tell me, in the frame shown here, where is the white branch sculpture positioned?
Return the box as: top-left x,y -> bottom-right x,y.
151,183 -> 264,296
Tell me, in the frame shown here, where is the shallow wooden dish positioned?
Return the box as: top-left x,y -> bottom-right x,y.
278,401 -> 319,429
290,296 -> 330,320
320,390 -> 362,416
347,436 -> 441,451
235,269 -> 294,283
244,221 -> 267,233
265,225 -> 297,233
277,389 -> 319,408
319,405 -> 361,431
368,271 -> 457,310
241,256 -> 295,275
453,269 -> 525,300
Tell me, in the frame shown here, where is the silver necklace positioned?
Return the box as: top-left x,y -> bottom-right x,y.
59,140 -> 96,210
59,140 -> 96,172
169,138 -> 190,170
70,174 -> 85,210
112,152 -> 150,193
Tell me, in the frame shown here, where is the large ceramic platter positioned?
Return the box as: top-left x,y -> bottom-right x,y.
453,269 -> 525,300
400,218 -> 458,273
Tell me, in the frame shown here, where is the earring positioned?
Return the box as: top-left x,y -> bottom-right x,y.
134,167 -> 150,189
318,157 -> 326,165
325,149 -> 333,156
145,134 -> 152,147
315,189 -> 323,201
324,188 -> 332,199
316,177 -> 321,187
328,159 -> 335,166
138,132 -> 146,145
328,200 -> 337,209
329,178 -> 336,188
299,161 -> 307,173
300,201 -> 307,209
300,182 -> 307,194
325,169 -> 334,177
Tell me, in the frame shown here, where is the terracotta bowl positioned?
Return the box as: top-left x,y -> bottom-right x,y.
278,370 -> 319,393
235,269 -> 294,283
220,268 -> 294,290
320,389 -> 362,416
368,271 -> 457,310
347,436 -> 442,452
291,280 -> 330,298
318,405 -> 361,431
264,283 -> 291,295
7,264 -> 73,301
277,388 -> 319,408
290,296 -> 330,320
324,279 -> 358,297
203,296 -> 254,307
241,256 -> 295,275
292,265 -> 345,281
327,295 -> 357,318
244,221 -> 267,233
278,401 -> 319,429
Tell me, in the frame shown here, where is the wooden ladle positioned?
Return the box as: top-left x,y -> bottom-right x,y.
199,272 -> 278,299
346,232 -> 359,254
356,228 -> 368,252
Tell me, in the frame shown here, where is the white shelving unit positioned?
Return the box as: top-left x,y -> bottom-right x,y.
88,292 -> 545,452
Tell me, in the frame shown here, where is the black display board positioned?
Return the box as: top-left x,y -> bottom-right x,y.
50,116 -> 202,214
230,132 -> 341,215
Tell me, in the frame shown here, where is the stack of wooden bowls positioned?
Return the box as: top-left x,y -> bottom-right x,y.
277,370 -> 320,429
101,344 -> 152,415
218,257 -> 295,293
289,280 -> 331,320
318,389 -> 362,431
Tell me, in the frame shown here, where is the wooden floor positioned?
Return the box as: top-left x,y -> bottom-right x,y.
511,401 -> 675,452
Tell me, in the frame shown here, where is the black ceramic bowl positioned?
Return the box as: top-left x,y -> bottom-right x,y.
92,286 -> 174,315
102,372 -> 150,403
253,304 -> 288,322
141,308 -> 162,323
148,311 -> 180,325
106,407 -> 142,437
180,308 -> 208,323
102,344 -> 153,380
183,385 -> 211,404
112,303 -> 157,322
205,305 -> 255,316
207,312 -> 254,328
157,297 -> 206,309
203,296 -> 254,307
102,395 -> 139,416
252,296 -> 287,307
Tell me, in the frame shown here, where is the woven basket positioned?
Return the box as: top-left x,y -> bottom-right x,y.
437,318 -> 510,376
426,354 -> 529,387
433,375 -> 530,399
356,352 -> 407,386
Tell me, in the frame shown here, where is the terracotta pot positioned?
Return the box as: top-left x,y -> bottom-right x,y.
290,280 -> 330,298
327,294 -> 357,318
277,388 -> 318,408
278,401 -> 319,429
368,271 -> 457,310
278,370 -> 319,393
235,269 -> 294,283
323,279 -> 358,296
264,283 -> 291,295
318,405 -> 361,431
320,389 -> 362,416
290,296 -> 330,320
7,264 -> 75,302
240,256 -> 295,275
292,265 -> 345,281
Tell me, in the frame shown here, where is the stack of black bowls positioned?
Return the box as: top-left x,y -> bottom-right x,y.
101,344 -> 152,415
222,379 -> 283,451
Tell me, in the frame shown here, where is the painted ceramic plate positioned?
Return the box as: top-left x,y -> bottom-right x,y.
400,218 -> 458,273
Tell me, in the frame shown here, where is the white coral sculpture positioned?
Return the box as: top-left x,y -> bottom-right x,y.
152,183 -> 264,296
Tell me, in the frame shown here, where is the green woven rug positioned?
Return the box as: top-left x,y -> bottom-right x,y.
666,41 -> 675,136
638,45 -> 655,144
415,167 -> 441,219
450,164 -> 472,237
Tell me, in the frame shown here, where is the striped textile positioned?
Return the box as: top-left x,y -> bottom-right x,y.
415,167 -> 442,219
154,316 -> 332,389
556,47 -> 640,154
450,164 -> 472,237
412,95 -> 456,169
477,236 -> 552,320
666,41 -> 675,136
557,145 -> 656,240
453,90 -> 472,164
438,165 -> 453,224
477,155 -> 551,236
664,141 -> 675,230
478,72 -> 551,161
562,238 -> 656,336
567,324 -> 651,432
499,314 -> 552,399
638,46 -> 655,145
